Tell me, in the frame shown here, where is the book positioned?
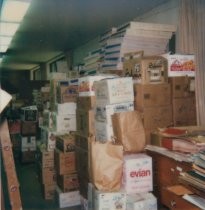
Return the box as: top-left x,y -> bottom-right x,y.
183,194 -> 205,209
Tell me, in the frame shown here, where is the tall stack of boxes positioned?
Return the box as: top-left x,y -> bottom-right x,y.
20,106 -> 38,163
55,134 -> 81,208
87,76 -> 157,210
123,53 -> 173,144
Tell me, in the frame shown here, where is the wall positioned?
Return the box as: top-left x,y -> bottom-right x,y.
71,0 -> 180,65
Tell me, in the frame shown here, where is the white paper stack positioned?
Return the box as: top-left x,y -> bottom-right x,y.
101,21 -> 177,71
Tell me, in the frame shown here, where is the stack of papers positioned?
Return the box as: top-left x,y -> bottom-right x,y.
100,21 -> 177,71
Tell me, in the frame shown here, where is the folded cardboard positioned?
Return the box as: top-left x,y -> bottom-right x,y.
56,133 -> 76,153
134,83 -> 171,110
54,149 -> 76,175
95,77 -> 134,105
123,153 -> 153,194
95,102 -> 134,125
55,186 -> 81,208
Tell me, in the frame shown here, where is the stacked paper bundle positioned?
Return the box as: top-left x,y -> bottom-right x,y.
101,21 -> 177,71
83,48 -> 102,74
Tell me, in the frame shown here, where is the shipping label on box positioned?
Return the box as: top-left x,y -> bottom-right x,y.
56,186 -> 81,208
164,54 -> 195,77
94,189 -> 127,210
123,153 -> 153,194
21,136 -> 36,151
95,121 -> 114,142
95,102 -> 134,125
56,133 -> 76,153
55,102 -> 76,115
126,193 -> 157,210
95,77 -> 134,105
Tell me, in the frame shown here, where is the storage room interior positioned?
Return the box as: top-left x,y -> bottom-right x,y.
0,0 -> 205,210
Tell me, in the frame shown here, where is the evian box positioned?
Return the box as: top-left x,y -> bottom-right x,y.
123,153 -> 153,194
95,77 -> 134,105
94,189 -> 126,210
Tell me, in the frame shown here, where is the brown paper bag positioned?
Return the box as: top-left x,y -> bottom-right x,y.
91,140 -> 123,191
112,111 -> 146,152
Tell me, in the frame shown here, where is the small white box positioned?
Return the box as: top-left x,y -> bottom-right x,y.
95,121 -> 114,142
94,189 -> 126,210
55,102 -> 76,115
51,112 -> 76,132
21,136 -> 36,151
78,75 -> 116,96
95,77 -> 134,105
56,186 -> 81,208
123,153 -> 153,194
163,54 -> 195,77
126,193 -> 157,210
95,102 -> 134,125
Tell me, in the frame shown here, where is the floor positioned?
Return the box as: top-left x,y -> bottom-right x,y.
2,159 -> 81,210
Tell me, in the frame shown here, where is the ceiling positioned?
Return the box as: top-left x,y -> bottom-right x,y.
0,0 -> 169,72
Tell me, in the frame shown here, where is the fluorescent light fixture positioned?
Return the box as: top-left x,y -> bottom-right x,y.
0,45 -> 8,52
0,22 -> 20,36
1,0 -> 31,22
0,36 -> 12,45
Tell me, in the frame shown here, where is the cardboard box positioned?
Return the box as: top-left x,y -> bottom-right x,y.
95,102 -> 134,125
94,189 -> 127,210
163,54 -> 195,77
123,153 -> 153,194
21,121 -> 37,136
38,164 -> 56,184
173,97 -> 197,126
95,121 -> 114,142
123,53 -> 168,84
57,173 -> 79,192
57,85 -> 78,103
134,83 -> 171,110
8,120 -> 21,134
77,96 -> 96,110
56,133 -> 76,153
36,147 -> 54,168
78,75 -> 115,96
54,149 -> 76,175
126,193 -> 157,210
169,76 -> 195,98
76,109 -> 95,137
49,72 -> 67,80
51,112 -> 76,132
56,186 -> 81,208
140,105 -> 173,130
21,106 -> 38,122
21,136 -> 36,151
42,184 -> 56,200
21,151 -> 36,163
55,102 -> 76,115
95,77 -> 134,105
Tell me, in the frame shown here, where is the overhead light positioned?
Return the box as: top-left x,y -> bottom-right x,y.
0,22 -> 20,36
1,0 -> 31,22
0,45 -> 8,52
0,36 -> 12,46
